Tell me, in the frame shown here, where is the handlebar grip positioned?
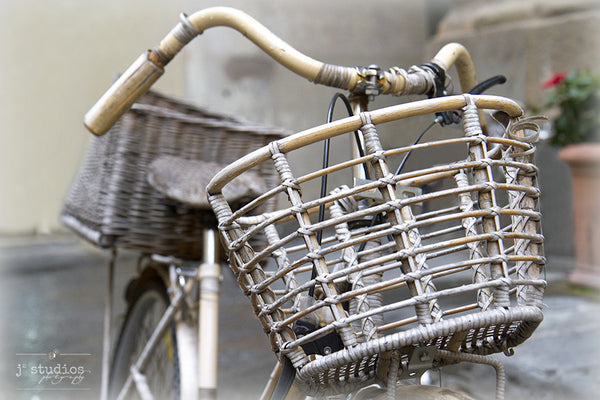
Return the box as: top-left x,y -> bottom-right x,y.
84,51 -> 164,136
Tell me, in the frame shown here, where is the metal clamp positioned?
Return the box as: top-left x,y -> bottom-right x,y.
397,346 -> 437,380
354,65 -> 383,99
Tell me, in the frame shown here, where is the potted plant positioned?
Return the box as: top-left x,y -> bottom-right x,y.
542,70 -> 600,289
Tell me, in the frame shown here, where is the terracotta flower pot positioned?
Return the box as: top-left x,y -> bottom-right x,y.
558,143 -> 600,289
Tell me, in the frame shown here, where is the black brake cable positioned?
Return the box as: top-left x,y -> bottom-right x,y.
310,93 -> 365,298
394,119 -> 438,176
317,93 -> 367,243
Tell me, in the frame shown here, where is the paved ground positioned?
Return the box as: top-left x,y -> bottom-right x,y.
0,234 -> 598,400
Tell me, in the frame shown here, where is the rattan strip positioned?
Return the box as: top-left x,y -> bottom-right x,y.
278,276 -> 544,352
227,154 -> 538,232
268,141 -> 359,355
462,98 -> 509,307
377,303 -> 480,332
505,121 -> 545,307
251,179 -> 541,257
245,212 -> 542,300
206,95 -> 524,196
244,204 -> 542,294
255,246 -> 545,326
295,306 -> 542,383
211,192 -> 307,366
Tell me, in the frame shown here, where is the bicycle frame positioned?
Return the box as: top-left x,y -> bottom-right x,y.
84,7 -> 542,400
197,229 -> 221,400
102,230 -> 220,400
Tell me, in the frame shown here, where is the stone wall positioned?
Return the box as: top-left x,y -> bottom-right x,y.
429,0 -> 600,256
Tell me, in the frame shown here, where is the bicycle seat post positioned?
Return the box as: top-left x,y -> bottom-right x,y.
198,227 -> 221,400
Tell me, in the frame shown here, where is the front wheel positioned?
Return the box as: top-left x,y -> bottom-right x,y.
109,278 -> 181,400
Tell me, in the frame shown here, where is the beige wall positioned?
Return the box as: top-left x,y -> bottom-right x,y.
0,0 -> 186,234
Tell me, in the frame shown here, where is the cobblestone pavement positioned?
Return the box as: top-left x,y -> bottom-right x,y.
0,235 -> 598,400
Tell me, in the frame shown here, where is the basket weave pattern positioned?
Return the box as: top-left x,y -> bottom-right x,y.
62,91 -> 286,259
209,98 -> 546,395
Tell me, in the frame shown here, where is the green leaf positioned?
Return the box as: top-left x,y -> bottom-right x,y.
543,70 -> 600,146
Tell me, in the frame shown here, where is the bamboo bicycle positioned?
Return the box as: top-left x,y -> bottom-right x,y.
67,6 -> 546,400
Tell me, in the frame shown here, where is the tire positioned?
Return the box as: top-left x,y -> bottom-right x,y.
109,278 -> 180,400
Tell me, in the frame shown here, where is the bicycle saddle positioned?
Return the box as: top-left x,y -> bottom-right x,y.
147,155 -> 266,209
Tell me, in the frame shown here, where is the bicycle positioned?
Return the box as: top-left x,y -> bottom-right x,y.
65,6 -> 546,400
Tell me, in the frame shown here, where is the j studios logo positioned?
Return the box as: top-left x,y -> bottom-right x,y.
15,349 -> 91,389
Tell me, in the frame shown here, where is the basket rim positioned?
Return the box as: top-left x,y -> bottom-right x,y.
294,305 -> 543,382
206,94 -> 523,195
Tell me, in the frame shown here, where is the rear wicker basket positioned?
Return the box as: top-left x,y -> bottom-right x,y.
62,91 -> 286,259
208,95 -> 546,396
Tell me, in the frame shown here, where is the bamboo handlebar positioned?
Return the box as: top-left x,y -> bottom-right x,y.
84,7 -> 479,136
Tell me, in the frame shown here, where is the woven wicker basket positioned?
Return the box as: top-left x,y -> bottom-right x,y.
62,91 -> 286,260
208,95 -> 546,396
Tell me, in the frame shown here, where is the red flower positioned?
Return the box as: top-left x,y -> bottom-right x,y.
542,72 -> 567,89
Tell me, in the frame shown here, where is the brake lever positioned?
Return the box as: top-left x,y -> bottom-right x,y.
468,75 -> 506,95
